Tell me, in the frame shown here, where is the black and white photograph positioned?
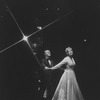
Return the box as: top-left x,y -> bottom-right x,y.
0,0 -> 100,100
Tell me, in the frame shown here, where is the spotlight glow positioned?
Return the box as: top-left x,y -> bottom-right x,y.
46,8 -> 48,10
38,87 -> 40,91
57,8 -> 60,10
84,39 -> 86,42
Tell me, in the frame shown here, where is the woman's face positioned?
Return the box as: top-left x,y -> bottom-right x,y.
68,49 -> 73,56
65,48 -> 73,56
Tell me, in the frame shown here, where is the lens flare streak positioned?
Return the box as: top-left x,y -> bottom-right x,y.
6,5 -> 24,36
0,0 -> 89,54
0,39 -> 23,54
0,16 -> 61,54
28,17 -> 61,38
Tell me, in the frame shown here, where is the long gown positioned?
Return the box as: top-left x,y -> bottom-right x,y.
52,67 -> 84,100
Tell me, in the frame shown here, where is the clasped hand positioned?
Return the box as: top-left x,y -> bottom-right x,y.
45,67 -> 51,70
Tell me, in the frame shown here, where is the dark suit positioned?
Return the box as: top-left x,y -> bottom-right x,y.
41,58 -> 54,100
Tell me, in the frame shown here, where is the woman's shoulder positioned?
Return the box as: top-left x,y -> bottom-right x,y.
63,56 -> 75,63
63,56 -> 70,61
62,56 -> 70,63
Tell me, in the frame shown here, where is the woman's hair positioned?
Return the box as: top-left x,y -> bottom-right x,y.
65,47 -> 73,55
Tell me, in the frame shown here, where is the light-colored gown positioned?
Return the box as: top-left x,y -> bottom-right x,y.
52,56 -> 84,100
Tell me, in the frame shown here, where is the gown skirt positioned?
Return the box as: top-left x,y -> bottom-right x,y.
52,68 -> 84,100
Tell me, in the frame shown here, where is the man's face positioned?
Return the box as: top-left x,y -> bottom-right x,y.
45,50 -> 51,57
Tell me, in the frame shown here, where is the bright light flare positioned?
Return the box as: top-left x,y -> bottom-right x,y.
22,35 -> 33,52
22,35 -> 28,42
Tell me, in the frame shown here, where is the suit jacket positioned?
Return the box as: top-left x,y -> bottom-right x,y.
41,58 -> 53,70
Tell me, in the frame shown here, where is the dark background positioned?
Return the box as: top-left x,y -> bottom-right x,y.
0,0 -> 100,100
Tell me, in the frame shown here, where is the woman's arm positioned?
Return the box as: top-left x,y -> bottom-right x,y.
50,57 -> 67,70
50,62 -> 63,70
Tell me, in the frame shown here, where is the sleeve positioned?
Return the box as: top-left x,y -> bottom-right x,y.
41,59 -> 46,70
51,57 -> 67,70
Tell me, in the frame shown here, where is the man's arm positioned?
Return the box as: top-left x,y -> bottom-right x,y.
41,59 -> 48,70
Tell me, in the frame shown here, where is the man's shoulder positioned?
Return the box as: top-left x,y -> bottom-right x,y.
41,58 -> 46,62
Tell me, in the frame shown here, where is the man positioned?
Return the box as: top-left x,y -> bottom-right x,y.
41,50 -> 54,100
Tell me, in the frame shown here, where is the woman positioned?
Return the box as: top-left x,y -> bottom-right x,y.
46,47 -> 84,100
